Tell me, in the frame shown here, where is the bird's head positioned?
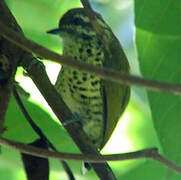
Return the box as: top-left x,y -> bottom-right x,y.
47,8 -> 109,40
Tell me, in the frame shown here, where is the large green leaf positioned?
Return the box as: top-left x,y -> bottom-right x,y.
135,1 -> 181,179
3,95 -> 98,180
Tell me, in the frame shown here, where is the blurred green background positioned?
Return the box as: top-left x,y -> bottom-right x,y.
2,0 -> 181,179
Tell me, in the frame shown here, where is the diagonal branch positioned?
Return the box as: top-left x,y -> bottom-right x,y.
21,55 -> 116,179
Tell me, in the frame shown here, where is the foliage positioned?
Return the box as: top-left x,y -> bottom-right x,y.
2,0 -> 181,179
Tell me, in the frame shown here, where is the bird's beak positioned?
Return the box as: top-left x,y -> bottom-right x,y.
47,26 -> 73,36
47,28 -> 61,35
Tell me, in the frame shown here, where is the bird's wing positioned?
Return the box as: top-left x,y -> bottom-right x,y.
102,32 -> 130,147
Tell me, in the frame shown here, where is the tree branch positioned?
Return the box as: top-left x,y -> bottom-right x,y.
22,55 -> 116,179
1,136 -> 181,174
0,22 -> 181,96
0,1 -> 24,134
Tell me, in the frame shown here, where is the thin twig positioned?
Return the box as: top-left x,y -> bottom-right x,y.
80,0 -> 117,57
12,86 -> 75,180
80,0 -> 103,35
0,136 -> 181,174
151,153 -> 181,175
80,0 -> 106,42
0,22 -> 181,95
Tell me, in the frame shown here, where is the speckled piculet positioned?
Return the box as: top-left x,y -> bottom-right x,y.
47,8 -> 130,150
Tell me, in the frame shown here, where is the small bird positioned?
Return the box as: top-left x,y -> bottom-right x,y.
47,8 -> 130,150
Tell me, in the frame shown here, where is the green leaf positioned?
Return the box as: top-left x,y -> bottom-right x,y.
6,0 -> 81,51
4,96 -> 75,150
121,160 -> 165,180
135,1 -> 181,179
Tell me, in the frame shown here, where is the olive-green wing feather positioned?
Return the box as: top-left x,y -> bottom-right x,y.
102,32 -> 130,147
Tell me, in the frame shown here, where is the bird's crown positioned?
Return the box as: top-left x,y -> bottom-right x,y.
47,8 -> 110,38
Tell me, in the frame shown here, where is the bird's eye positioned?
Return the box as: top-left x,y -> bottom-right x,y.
73,18 -> 82,25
